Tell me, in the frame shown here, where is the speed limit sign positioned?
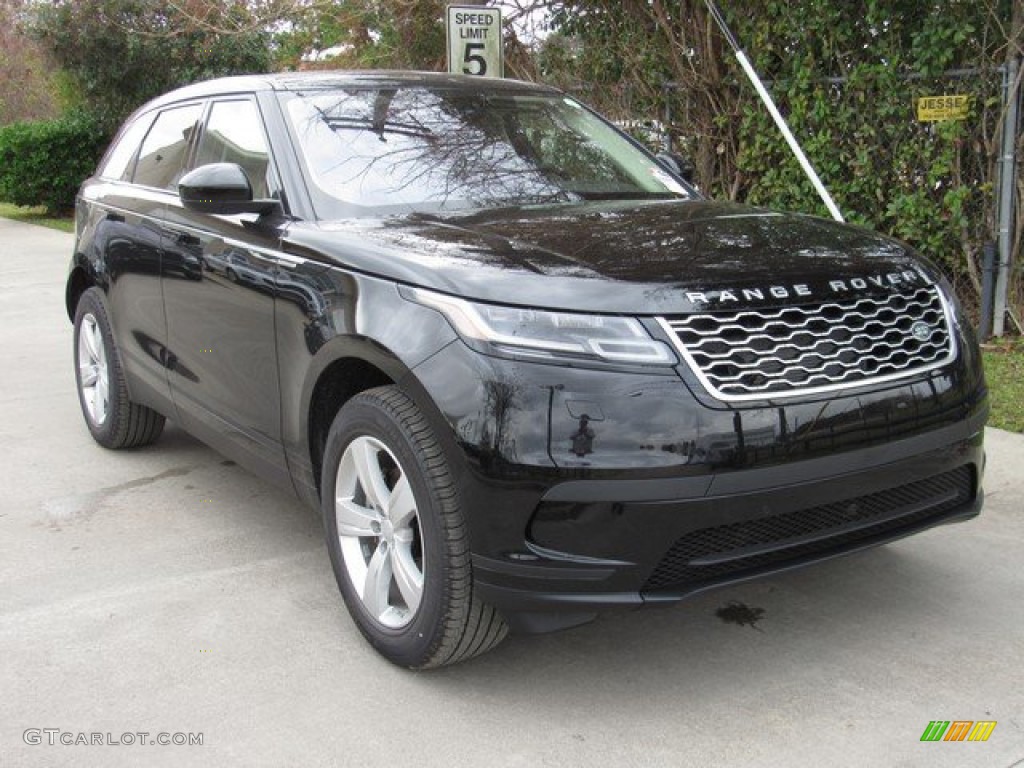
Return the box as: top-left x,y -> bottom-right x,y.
446,5 -> 503,78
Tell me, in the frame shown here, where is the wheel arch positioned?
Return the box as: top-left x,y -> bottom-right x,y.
300,336 -> 450,498
307,355 -> 395,494
65,259 -> 97,322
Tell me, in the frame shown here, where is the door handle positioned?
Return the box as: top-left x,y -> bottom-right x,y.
105,212 -> 125,223
160,226 -> 200,247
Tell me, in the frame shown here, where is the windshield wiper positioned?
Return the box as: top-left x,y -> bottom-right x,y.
322,116 -> 434,140
572,191 -> 685,201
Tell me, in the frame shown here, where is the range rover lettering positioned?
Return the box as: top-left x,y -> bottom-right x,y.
67,73 -> 987,668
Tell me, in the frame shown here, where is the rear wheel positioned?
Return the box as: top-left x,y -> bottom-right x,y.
73,287 -> 164,449
321,386 -> 507,668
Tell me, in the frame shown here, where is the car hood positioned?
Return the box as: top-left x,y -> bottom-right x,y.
284,200 -> 934,314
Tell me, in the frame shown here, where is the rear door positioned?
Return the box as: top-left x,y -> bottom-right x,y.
80,103 -> 203,414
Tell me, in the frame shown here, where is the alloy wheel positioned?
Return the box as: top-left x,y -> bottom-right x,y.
334,435 -> 424,629
77,313 -> 110,426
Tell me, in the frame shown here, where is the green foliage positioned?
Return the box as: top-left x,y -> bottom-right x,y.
273,1 -> 447,72
28,0 -> 271,130
0,113 -> 108,213
0,202 -> 74,232
543,0 -> 1016,313
733,0 -> 1001,290
541,3 -> 672,117
982,340 -> 1024,432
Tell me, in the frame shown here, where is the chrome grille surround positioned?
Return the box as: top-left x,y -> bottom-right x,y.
658,285 -> 958,402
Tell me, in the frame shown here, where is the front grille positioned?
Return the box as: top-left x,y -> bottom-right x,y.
642,466 -> 974,593
661,286 -> 956,401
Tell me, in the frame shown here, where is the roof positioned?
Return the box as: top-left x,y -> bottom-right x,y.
138,70 -> 560,114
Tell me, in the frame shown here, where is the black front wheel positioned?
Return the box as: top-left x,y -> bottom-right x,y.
321,386 -> 507,668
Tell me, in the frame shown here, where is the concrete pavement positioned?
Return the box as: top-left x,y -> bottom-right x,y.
1,216 -> 1022,767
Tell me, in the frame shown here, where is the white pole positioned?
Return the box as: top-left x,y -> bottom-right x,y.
994,55 -> 1019,337
734,50 -> 845,222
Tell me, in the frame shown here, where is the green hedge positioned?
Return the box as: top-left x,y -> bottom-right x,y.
0,113 -> 108,214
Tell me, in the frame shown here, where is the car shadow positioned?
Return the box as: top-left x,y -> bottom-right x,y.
425,539 -> 968,695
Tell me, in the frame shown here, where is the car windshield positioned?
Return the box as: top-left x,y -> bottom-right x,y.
283,86 -> 691,215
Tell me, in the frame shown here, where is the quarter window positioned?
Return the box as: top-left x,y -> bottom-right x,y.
133,104 -> 203,191
98,114 -> 154,181
195,100 -> 274,199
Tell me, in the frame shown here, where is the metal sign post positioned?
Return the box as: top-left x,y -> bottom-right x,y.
446,5 -> 504,78
994,56 -> 1020,337
704,0 -> 844,222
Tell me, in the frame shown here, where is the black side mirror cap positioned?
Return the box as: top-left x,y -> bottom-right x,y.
655,151 -> 696,184
179,163 -> 279,216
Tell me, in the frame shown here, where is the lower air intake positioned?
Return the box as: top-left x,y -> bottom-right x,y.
643,466 -> 974,593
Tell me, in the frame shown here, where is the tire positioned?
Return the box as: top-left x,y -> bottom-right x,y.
73,287 -> 165,449
321,386 -> 507,669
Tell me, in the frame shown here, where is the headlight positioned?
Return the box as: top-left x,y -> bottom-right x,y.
405,287 -> 677,367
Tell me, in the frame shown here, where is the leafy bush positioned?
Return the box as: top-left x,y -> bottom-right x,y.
735,1 -> 999,306
540,1 -> 1018,319
0,113 -> 108,213
28,0 -> 272,131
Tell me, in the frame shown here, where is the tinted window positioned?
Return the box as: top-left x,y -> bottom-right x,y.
133,104 -> 203,191
284,88 -> 689,215
98,114 -> 155,181
195,100 -> 274,199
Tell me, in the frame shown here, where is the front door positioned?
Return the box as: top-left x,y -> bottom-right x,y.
160,97 -> 289,484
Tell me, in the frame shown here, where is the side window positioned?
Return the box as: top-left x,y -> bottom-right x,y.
98,113 -> 154,181
133,104 -> 203,191
195,100 -> 275,199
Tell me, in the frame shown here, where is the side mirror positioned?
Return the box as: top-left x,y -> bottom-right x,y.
179,163 -> 279,216
655,151 -> 696,184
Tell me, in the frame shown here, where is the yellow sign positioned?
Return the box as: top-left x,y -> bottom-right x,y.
916,95 -> 970,122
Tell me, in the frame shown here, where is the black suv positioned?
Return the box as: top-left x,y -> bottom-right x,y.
67,72 -> 987,668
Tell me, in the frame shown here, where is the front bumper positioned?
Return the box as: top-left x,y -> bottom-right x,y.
475,414 -> 984,633
409,338 -> 987,634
